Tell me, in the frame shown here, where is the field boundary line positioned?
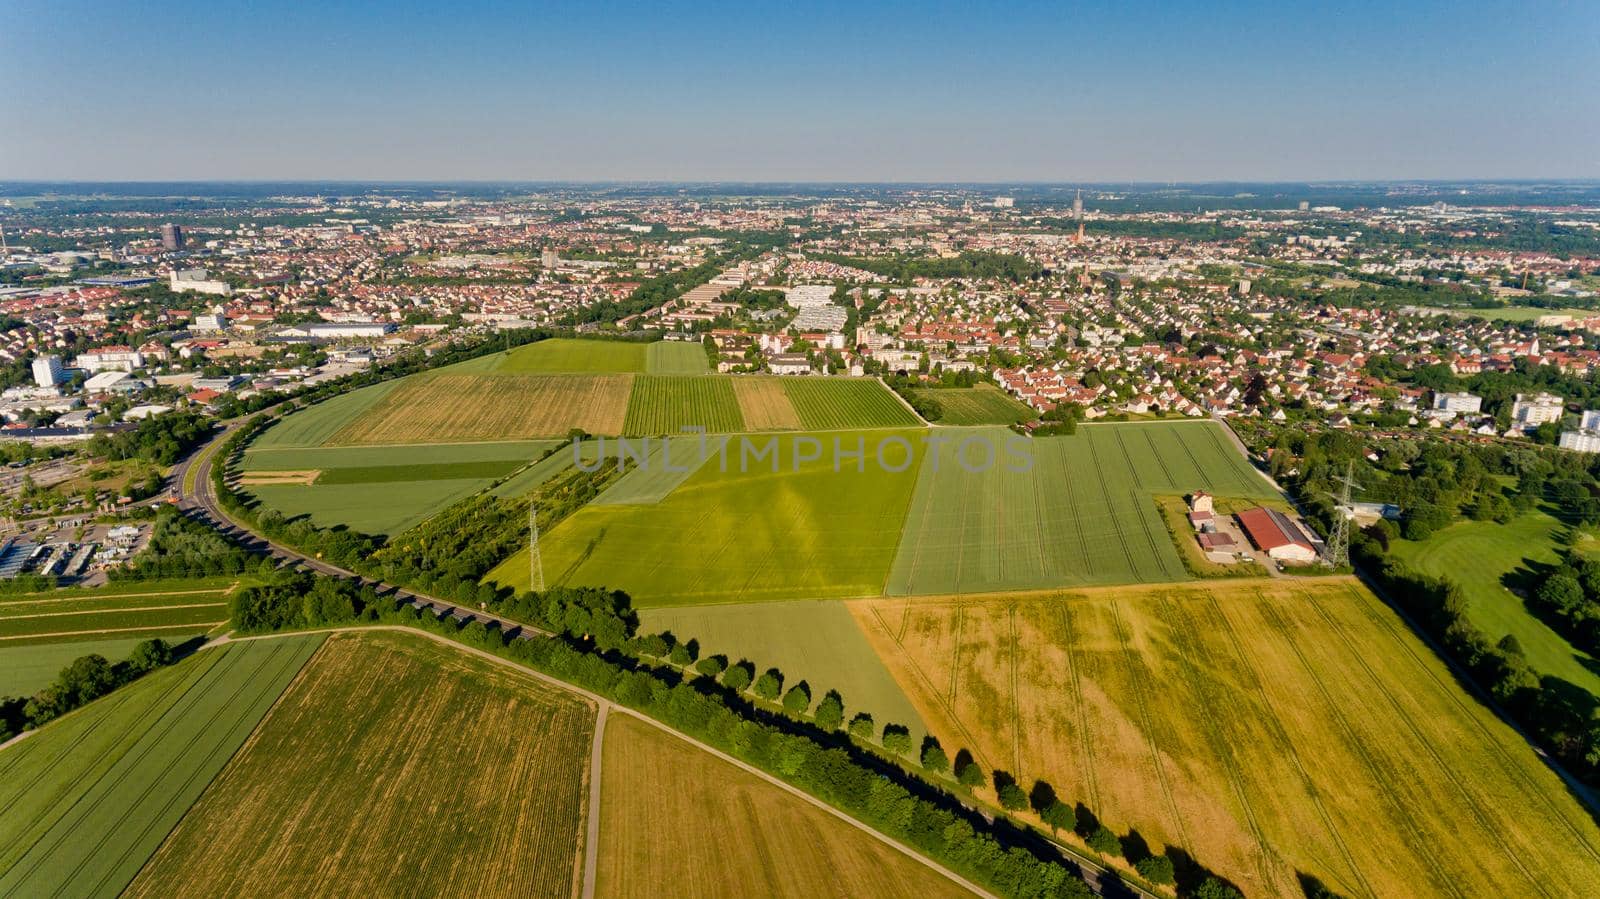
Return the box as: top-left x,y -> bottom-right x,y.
1008,605 -> 1021,774
0,602 -> 228,622
1307,594 -> 1546,893
0,642 -> 259,892
1342,584 -> 1600,862
86,639 -> 318,898
0,622 -> 227,642
864,603 -> 993,773
580,703 -> 608,899
1254,600 -> 1467,898
0,588 -> 230,605
1220,591 -> 1375,899
228,625 -> 996,899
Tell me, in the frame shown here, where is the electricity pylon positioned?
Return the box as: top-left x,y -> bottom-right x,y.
1325,461 -> 1360,568
528,504 -> 545,593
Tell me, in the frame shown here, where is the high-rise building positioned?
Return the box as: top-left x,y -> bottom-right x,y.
540,247 -> 559,268
1297,200 -> 1310,212
160,223 -> 185,251
32,354 -> 64,388
1072,189 -> 1084,219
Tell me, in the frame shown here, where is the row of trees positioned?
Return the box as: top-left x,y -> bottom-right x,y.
1533,555 -> 1600,658
0,638 -> 177,740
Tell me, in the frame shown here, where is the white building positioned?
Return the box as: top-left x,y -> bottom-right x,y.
1580,410 -> 1600,431
1560,429 -> 1600,454
1510,392 -> 1564,429
74,346 -> 143,373
83,370 -> 133,393
169,268 -> 232,296
193,312 -> 229,332
305,322 -> 394,339
768,353 -> 812,375
1431,391 -> 1482,415
31,354 -> 64,388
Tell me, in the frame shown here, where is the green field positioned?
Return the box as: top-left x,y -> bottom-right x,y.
490,444 -> 598,498
623,375 -> 744,436
886,422 -> 1276,595
0,584 -> 233,646
246,480 -> 487,535
488,430 -> 926,605
639,600 -> 929,744
126,630 -> 593,899
489,337 -> 708,375
1391,508 -> 1600,696
241,441 -> 562,535
645,340 -> 710,374
593,436 -> 713,505
1421,305 -> 1599,323
250,380 -> 401,449
781,378 -> 923,429
918,385 -> 1037,426
0,635 -> 201,697
0,635 -> 323,897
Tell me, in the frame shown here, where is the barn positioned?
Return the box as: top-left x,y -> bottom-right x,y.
1235,507 -> 1320,564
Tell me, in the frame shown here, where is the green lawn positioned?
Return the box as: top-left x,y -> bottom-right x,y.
887,422 -> 1277,595
639,600 -> 930,745
623,375 -> 744,436
1391,509 -> 1600,696
487,430 -> 926,605
918,384 -> 1037,426
781,378 -> 924,429
0,635 -> 324,897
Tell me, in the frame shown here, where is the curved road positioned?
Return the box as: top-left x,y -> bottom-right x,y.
170,418 -> 1151,899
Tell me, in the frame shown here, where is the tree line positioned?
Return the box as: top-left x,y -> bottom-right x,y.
0,638 -> 179,741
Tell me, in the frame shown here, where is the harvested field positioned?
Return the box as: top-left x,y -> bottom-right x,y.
595,713 -> 974,899
732,377 -> 802,430
328,373 -> 632,444
851,581 -> 1600,899
127,630 -> 595,899
238,470 -> 320,486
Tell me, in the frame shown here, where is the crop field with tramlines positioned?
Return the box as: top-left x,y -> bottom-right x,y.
780,377 -> 924,429
0,635 -> 323,897
329,372 -> 633,444
887,422 -> 1276,595
0,580 -> 234,647
487,430 -> 926,605
918,385 -> 1037,426
126,630 -> 594,899
595,714 -> 974,899
622,375 -> 744,435
851,581 -> 1600,899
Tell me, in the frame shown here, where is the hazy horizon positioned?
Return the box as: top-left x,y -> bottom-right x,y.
4,1 -> 1596,182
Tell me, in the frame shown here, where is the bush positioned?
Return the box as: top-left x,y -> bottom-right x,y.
997,782 -> 1027,811
782,682 -> 812,715
813,690 -> 844,730
847,712 -> 874,740
1135,854 -> 1175,885
1087,824 -> 1121,857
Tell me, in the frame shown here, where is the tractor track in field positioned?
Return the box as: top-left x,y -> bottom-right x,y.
1106,597 -> 1193,857
1307,596 -> 1545,894
1342,584 -> 1600,866
1222,591 -> 1376,899
1255,599 -> 1468,899
1154,592 -> 1277,894
1057,604 -> 1101,812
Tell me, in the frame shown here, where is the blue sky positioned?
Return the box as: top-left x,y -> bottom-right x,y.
2,0 -> 1596,181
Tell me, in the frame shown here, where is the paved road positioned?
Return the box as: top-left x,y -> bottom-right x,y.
171,417 -> 1152,899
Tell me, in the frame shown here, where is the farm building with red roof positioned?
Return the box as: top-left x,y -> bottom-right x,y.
1235,507 -> 1320,564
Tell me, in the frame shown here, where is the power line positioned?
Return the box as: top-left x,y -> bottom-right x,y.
1325,461 -> 1360,569
529,504 -> 545,592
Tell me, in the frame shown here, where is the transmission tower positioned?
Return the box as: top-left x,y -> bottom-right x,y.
528,504 -> 545,593
1325,461 -> 1361,568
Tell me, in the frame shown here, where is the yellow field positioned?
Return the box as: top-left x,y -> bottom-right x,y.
237,470 -> 320,486
732,377 -> 801,431
850,580 -> 1600,899
126,631 -> 595,899
328,373 -> 632,444
595,713 -> 973,899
